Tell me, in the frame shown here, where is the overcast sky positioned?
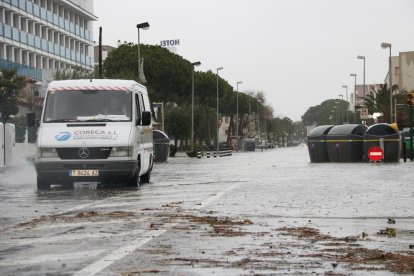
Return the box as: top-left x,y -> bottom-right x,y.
93,0 -> 414,121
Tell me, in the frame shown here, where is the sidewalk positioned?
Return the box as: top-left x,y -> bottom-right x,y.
0,143 -> 35,173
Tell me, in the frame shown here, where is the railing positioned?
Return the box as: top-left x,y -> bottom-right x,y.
0,22 -> 93,68
3,0 -> 93,42
0,59 -> 42,80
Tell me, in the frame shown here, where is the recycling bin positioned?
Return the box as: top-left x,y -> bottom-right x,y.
307,125 -> 334,162
326,124 -> 367,162
401,127 -> 414,159
363,123 -> 400,162
243,138 -> 256,151
153,130 -> 170,162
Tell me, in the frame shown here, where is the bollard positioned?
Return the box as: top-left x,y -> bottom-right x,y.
207,151 -> 210,158
213,151 -> 217,158
197,151 -> 202,159
403,142 -> 407,163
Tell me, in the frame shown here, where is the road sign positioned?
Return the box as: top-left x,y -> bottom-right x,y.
368,146 -> 384,161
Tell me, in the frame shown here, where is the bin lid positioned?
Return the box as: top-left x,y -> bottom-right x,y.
365,123 -> 398,135
153,130 -> 170,142
308,125 -> 334,136
327,124 -> 367,136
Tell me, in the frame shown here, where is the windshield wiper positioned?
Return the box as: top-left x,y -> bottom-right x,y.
77,115 -> 115,122
81,118 -> 115,122
45,119 -> 77,123
77,115 -> 129,122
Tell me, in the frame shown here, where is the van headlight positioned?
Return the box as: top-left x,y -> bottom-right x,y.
110,146 -> 133,157
38,147 -> 58,158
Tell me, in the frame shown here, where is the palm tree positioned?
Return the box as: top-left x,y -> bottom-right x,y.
363,83 -> 391,123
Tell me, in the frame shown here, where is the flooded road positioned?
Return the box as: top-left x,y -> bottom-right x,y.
0,145 -> 414,275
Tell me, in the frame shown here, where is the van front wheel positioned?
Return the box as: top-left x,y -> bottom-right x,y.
140,170 -> 150,183
140,156 -> 152,184
127,160 -> 140,187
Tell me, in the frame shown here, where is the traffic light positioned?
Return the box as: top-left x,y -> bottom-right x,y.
408,91 -> 414,106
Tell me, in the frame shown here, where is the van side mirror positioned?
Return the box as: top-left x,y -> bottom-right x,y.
141,111 -> 151,126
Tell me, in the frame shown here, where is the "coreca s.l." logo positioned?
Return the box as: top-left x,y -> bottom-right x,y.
55,132 -> 71,141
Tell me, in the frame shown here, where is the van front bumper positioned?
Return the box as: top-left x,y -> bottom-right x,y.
35,160 -> 137,183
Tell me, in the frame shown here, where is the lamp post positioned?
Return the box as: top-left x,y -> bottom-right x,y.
338,94 -> 344,124
236,81 -> 243,152
350,73 -> 357,123
191,61 -> 201,153
216,67 -> 223,155
257,102 -> 260,137
136,22 -> 150,83
357,56 -> 366,106
342,85 -> 348,123
381,42 -> 392,123
332,106 -> 337,125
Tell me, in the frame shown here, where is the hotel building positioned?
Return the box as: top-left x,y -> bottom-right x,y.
0,0 -> 96,94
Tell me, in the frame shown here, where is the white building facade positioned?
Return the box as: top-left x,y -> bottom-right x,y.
0,0 -> 96,86
384,51 -> 414,93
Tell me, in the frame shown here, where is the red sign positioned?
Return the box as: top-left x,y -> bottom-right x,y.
368,146 -> 384,161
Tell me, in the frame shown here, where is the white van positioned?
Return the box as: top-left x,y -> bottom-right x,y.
34,79 -> 154,189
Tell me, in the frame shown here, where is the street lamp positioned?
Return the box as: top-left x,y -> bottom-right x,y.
342,85 -> 348,123
136,22 -> 150,83
216,67 -> 223,155
381,42 -> 393,123
332,106 -> 337,125
338,94 -> 344,124
236,81 -> 243,152
350,73 -> 357,123
357,56 -> 366,106
191,61 -> 201,153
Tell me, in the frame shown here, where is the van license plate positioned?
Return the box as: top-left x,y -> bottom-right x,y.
70,170 -> 99,177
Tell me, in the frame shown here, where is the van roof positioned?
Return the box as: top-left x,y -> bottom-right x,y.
47,79 -> 146,92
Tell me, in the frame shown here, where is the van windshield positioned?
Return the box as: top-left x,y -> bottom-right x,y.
43,90 -> 132,123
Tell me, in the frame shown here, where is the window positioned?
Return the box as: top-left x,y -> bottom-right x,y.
44,90 -> 132,122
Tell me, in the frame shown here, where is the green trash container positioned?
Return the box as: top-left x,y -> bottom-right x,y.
326,124 -> 367,162
307,125 -> 334,163
153,130 -> 170,162
401,128 -> 414,159
363,123 -> 400,162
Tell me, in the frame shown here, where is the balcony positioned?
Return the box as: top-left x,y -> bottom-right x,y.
0,59 -> 42,81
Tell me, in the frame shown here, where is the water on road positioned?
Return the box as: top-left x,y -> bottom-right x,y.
0,145 -> 413,275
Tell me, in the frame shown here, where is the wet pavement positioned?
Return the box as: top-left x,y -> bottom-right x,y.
0,145 -> 414,275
